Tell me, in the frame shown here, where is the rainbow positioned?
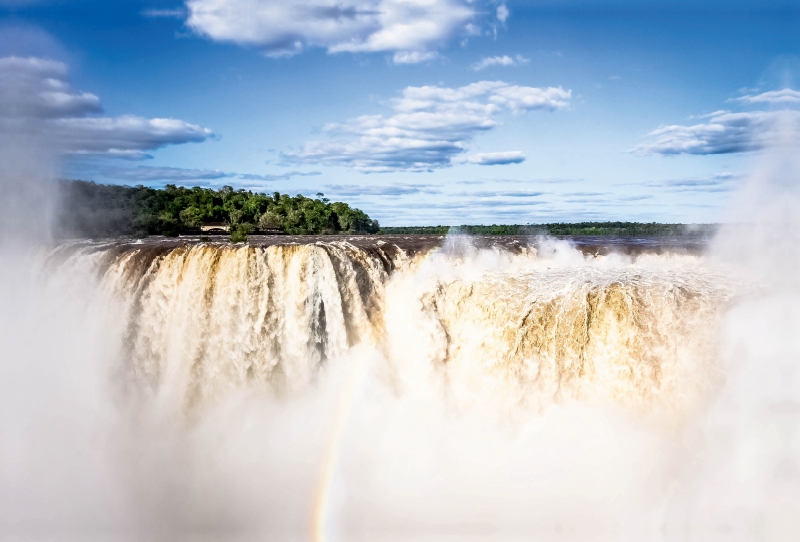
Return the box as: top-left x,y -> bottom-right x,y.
310,353 -> 371,542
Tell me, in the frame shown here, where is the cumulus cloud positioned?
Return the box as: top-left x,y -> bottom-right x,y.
733,88 -> 800,106
185,0 -> 486,62
464,151 -> 525,165
496,4 -> 510,24
562,191 -> 606,197
52,117 -> 210,156
647,172 -> 741,192
456,189 -> 544,197
455,177 -> 581,186
471,54 -> 528,71
285,81 -> 570,172
96,166 -> 233,182
635,89 -> 800,155
325,183 -> 440,196
1,56 -> 213,157
238,171 -> 321,181
632,110 -> 800,155
141,8 -> 187,18
392,51 -> 439,64
93,166 -> 321,183
488,84 -> 570,113
0,56 -> 101,118
408,199 -> 545,208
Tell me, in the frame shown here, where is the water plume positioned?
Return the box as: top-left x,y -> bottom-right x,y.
0,37 -> 130,541
6,236 -> 734,540
664,108 -> 800,540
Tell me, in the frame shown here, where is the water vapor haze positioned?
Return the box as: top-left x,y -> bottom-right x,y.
3,34 -> 800,542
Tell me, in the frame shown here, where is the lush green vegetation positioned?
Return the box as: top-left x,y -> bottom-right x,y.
379,222 -> 717,236
59,180 -> 380,240
57,181 -> 716,241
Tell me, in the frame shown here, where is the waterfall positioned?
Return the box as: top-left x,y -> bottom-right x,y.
42,238 -> 734,419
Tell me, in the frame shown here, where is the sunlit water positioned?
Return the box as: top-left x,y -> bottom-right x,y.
6,233 -> 796,542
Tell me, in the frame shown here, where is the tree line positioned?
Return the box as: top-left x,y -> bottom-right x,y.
58,180 -> 380,240
56,181 -> 716,241
379,222 -> 718,236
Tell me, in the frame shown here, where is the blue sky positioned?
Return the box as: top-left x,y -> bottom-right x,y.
2,0 -> 800,225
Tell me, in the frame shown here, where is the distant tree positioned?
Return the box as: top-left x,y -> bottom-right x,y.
258,211 -> 282,230
179,206 -> 203,228
228,208 -> 244,226
230,223 -> 252,243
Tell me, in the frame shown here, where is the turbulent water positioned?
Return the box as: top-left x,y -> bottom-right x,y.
48,238 -> 732,419
10,234 -> 796,542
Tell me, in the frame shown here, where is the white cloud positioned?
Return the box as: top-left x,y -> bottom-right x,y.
632,110 -> 800,155
52,117 -> 210,156
185,0 -> 487,61
489,84 -> 570,113
238,171 -> 321,181
0,57 -> 101,118
285,81 -> 569,172
471,54 -> 528,71
98,165 -> 233,181
92,166 -> 319,183
733,88 -> 800,106
646,172 -> 741,192
465,151 -> 525,165
0,56 -> 213,157
325,183 -> 441,196
455,189 -> 543,197
636,90 -> 800,155
142,8 -> 187,18
392,51 -> 439,64
496,4 -> 509,24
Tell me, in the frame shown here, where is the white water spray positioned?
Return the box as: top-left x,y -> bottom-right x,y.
3,54 -> 800,542
0,237 -> 737,541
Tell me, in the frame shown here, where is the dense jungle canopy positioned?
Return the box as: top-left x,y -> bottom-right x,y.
59,181 -> 380,240
58,181 -> 715,241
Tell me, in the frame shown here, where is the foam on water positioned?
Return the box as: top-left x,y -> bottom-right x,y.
0,236 -> 753,541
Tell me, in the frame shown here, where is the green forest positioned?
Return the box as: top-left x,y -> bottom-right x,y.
379,222 -> 717,236
59,180 -> 380,240
59,181 -> 716,241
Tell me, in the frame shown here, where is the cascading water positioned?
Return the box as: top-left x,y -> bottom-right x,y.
48,238 -> 733,419
383,243 -> 733,419
6,234 -> 754,541
97,241 -> 400,407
